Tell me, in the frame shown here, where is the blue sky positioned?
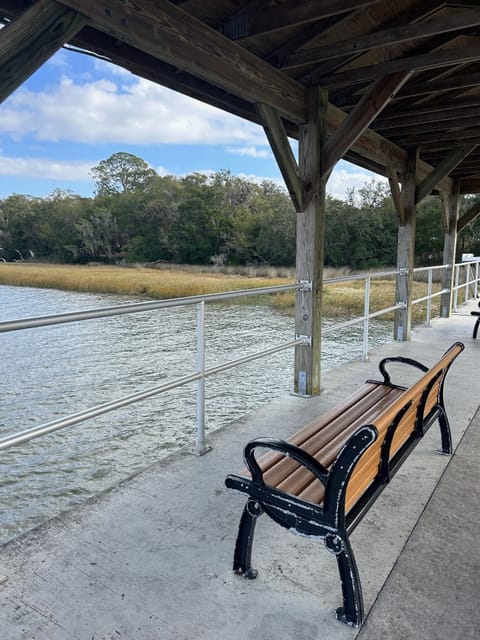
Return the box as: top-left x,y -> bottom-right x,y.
0,44 -> 382,201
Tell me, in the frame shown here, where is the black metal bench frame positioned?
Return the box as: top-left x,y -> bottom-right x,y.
225,342 -> 464,628
471,301 -> 480,338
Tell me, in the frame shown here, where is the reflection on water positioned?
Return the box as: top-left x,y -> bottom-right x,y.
0,285 -> 392,543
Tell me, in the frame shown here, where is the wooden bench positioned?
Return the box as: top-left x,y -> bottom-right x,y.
471,301 -> 480,338
225,341 -> 464,628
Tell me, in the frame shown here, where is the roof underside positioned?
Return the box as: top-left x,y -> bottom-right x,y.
3,0 -> 480,195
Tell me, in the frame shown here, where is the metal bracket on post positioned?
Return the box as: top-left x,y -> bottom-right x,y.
398,268 -> 409,276
297,280 -> 312,291
296,334 -> 312,346
395,302 -> 407,309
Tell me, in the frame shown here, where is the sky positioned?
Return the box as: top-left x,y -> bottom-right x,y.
0,43 -> 384,201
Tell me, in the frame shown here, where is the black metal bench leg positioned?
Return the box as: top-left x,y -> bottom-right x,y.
233,500 -> 263,579
436,405 -> 453,454
326,533 -> 364,628
473,317 -> 480,339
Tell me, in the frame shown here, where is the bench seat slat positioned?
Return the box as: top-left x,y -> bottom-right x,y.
262,386 -> 404,491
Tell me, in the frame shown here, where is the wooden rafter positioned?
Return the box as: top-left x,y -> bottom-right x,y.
282,8 -> 480,71
416,146 -> 477,202
313,42 -> 480,88
0,0 -> 87,103
320,71 -> 412,178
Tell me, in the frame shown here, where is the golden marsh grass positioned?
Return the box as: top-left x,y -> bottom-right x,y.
0,262 -> 439,323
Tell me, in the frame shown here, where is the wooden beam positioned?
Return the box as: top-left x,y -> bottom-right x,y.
0,0 -> 87,104
283,8 -> 480,70
387,166 -> 404,224
395,148 -> 418,342
416,146 -> 477,202
56,0 -> 306,123
458,200 -> 480,231
313,43 -> 480,88
256,102 -> 304,211
295,87 -> 329,396
320,71 -> 412,177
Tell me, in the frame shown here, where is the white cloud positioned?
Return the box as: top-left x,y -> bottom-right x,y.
327,167 -> 387,200
226,146 -> 272,159
0,155 -> 93,181
1,75 -> 266,146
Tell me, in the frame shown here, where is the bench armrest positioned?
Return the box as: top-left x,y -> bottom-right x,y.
243,438 -> 329,487
372,356 -> 428,386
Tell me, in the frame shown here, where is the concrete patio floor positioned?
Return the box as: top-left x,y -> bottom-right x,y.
1,302 -> 479,640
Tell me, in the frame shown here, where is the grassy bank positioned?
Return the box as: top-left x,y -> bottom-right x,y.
0,262 -> 439,322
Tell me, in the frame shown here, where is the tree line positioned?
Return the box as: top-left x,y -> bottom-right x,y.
1,152 -> 479,268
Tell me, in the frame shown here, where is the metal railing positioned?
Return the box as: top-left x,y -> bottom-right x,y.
1,259 -> 479,457
0,283 -> 303,456
453,259 -> 480,311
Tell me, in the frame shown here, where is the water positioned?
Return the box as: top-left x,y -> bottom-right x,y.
0,285 -> 393,544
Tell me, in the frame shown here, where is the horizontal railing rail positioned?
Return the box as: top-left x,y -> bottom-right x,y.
2,258 -> 480,459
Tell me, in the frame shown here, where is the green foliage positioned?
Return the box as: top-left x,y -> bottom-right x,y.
2,152 -> 474,269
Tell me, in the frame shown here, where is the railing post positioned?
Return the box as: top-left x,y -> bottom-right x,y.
475,262 -> 479,298
362,276 -> 370,361
453,265 -> 459,312
426,268 -> 432,326
193,301 -> 211,455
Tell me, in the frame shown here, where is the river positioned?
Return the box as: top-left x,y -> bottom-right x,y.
0,285 -> 393,544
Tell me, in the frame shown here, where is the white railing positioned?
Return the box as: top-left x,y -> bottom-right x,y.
1,259 -> 479,456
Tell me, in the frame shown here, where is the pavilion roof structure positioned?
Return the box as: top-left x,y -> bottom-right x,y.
3,1 -> 480,199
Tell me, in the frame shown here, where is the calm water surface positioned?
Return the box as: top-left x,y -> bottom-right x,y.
0,285 -> 393,543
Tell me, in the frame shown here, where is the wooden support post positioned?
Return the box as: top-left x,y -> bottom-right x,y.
294,88 -> 328,396
440,187 -> 461,318
0,0 -> 87,104
394,148 -> 418,341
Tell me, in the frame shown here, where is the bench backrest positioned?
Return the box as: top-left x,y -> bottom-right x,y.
344,341 -> 464,513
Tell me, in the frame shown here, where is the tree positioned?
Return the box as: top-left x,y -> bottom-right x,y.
91,152 -> 157,196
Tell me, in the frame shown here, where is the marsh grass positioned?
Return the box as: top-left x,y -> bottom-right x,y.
0,262 -> 439,323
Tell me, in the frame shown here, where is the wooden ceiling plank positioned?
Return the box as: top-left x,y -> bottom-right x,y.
223,0 -> 383,39
416,145 -> 477,202
256,102 -> 304,211
56,0 -> 306,123
314,43 -> 480,88
391,71 -> 480,99
320,71 -> 412,177
397,127 -> 480,146
0,0 -> 87,103
376,112 -> 480,137
283,8 -> 480,70
374,102 -> 480,129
